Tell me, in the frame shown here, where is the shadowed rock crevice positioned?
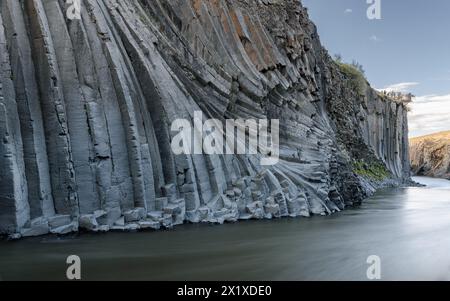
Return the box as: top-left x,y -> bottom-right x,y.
0,0 -> 411,237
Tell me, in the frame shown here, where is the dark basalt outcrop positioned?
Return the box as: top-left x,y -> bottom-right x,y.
410,131 -> 450,180
0,0 -> 411,237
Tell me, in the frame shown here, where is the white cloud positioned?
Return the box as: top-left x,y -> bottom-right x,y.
409,93 -> 450,137
344,8 -> 353,14
369,35 -> 381,42
381,82 -> 419,93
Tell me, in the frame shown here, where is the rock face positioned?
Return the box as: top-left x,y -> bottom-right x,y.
410,131 -> 450,179
0,0 -> 411,237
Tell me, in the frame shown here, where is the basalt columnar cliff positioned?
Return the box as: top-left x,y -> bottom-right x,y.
0,0 -> 411,237
410,131 -> 450,180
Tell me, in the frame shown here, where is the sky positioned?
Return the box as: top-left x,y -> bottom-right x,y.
302,0 -> 450,137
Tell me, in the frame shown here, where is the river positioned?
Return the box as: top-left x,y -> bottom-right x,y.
1,177 -> 450,281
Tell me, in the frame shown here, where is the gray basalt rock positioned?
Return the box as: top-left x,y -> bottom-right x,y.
48,215 -> 72,229
138,221 -> 160,230
97,225 -> 110,232
0,0 -> 411,237
147,211 -> 163,222
160,214 -> 174,228
79,214 -> 98,231
123,207 -> 146,223
50,221 -> 78,235
21,217 -> 50,237
96,208 -> 122,227
48,215 -> 78,235
124,223 -> 140,231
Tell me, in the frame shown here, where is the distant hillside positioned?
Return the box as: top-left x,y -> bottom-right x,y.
410,131 -> 450,179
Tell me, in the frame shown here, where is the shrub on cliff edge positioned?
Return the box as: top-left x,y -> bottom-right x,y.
335,61 -> 368,96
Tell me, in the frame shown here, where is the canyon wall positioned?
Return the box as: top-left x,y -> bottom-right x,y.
410,131 -> 450,179
0,0 -> 411,237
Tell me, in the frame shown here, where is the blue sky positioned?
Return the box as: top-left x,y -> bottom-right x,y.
302,0 -> 450,137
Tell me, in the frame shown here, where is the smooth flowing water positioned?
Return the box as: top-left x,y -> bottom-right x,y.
1,177 -> 450,281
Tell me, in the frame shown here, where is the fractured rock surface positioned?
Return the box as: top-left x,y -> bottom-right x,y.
0,0 -> 411,237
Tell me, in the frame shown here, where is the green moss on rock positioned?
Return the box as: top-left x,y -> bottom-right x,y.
353,160 -> 391,181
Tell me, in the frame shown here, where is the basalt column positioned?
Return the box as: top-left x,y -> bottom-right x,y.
0,0 -> 411,237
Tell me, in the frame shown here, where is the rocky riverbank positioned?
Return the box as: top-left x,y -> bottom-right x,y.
0,0 -> 411,238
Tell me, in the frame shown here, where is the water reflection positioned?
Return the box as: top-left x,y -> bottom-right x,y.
0,177 -> 449,280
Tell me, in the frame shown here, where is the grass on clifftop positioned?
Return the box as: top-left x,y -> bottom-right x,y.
335,60 -> 368,96
353,160 -> 391,181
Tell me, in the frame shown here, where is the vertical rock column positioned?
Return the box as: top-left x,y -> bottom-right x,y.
1,0 -> 55,220
41,0 -> 99,214
0,13 -> 30,233
24,0 -> 78,216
